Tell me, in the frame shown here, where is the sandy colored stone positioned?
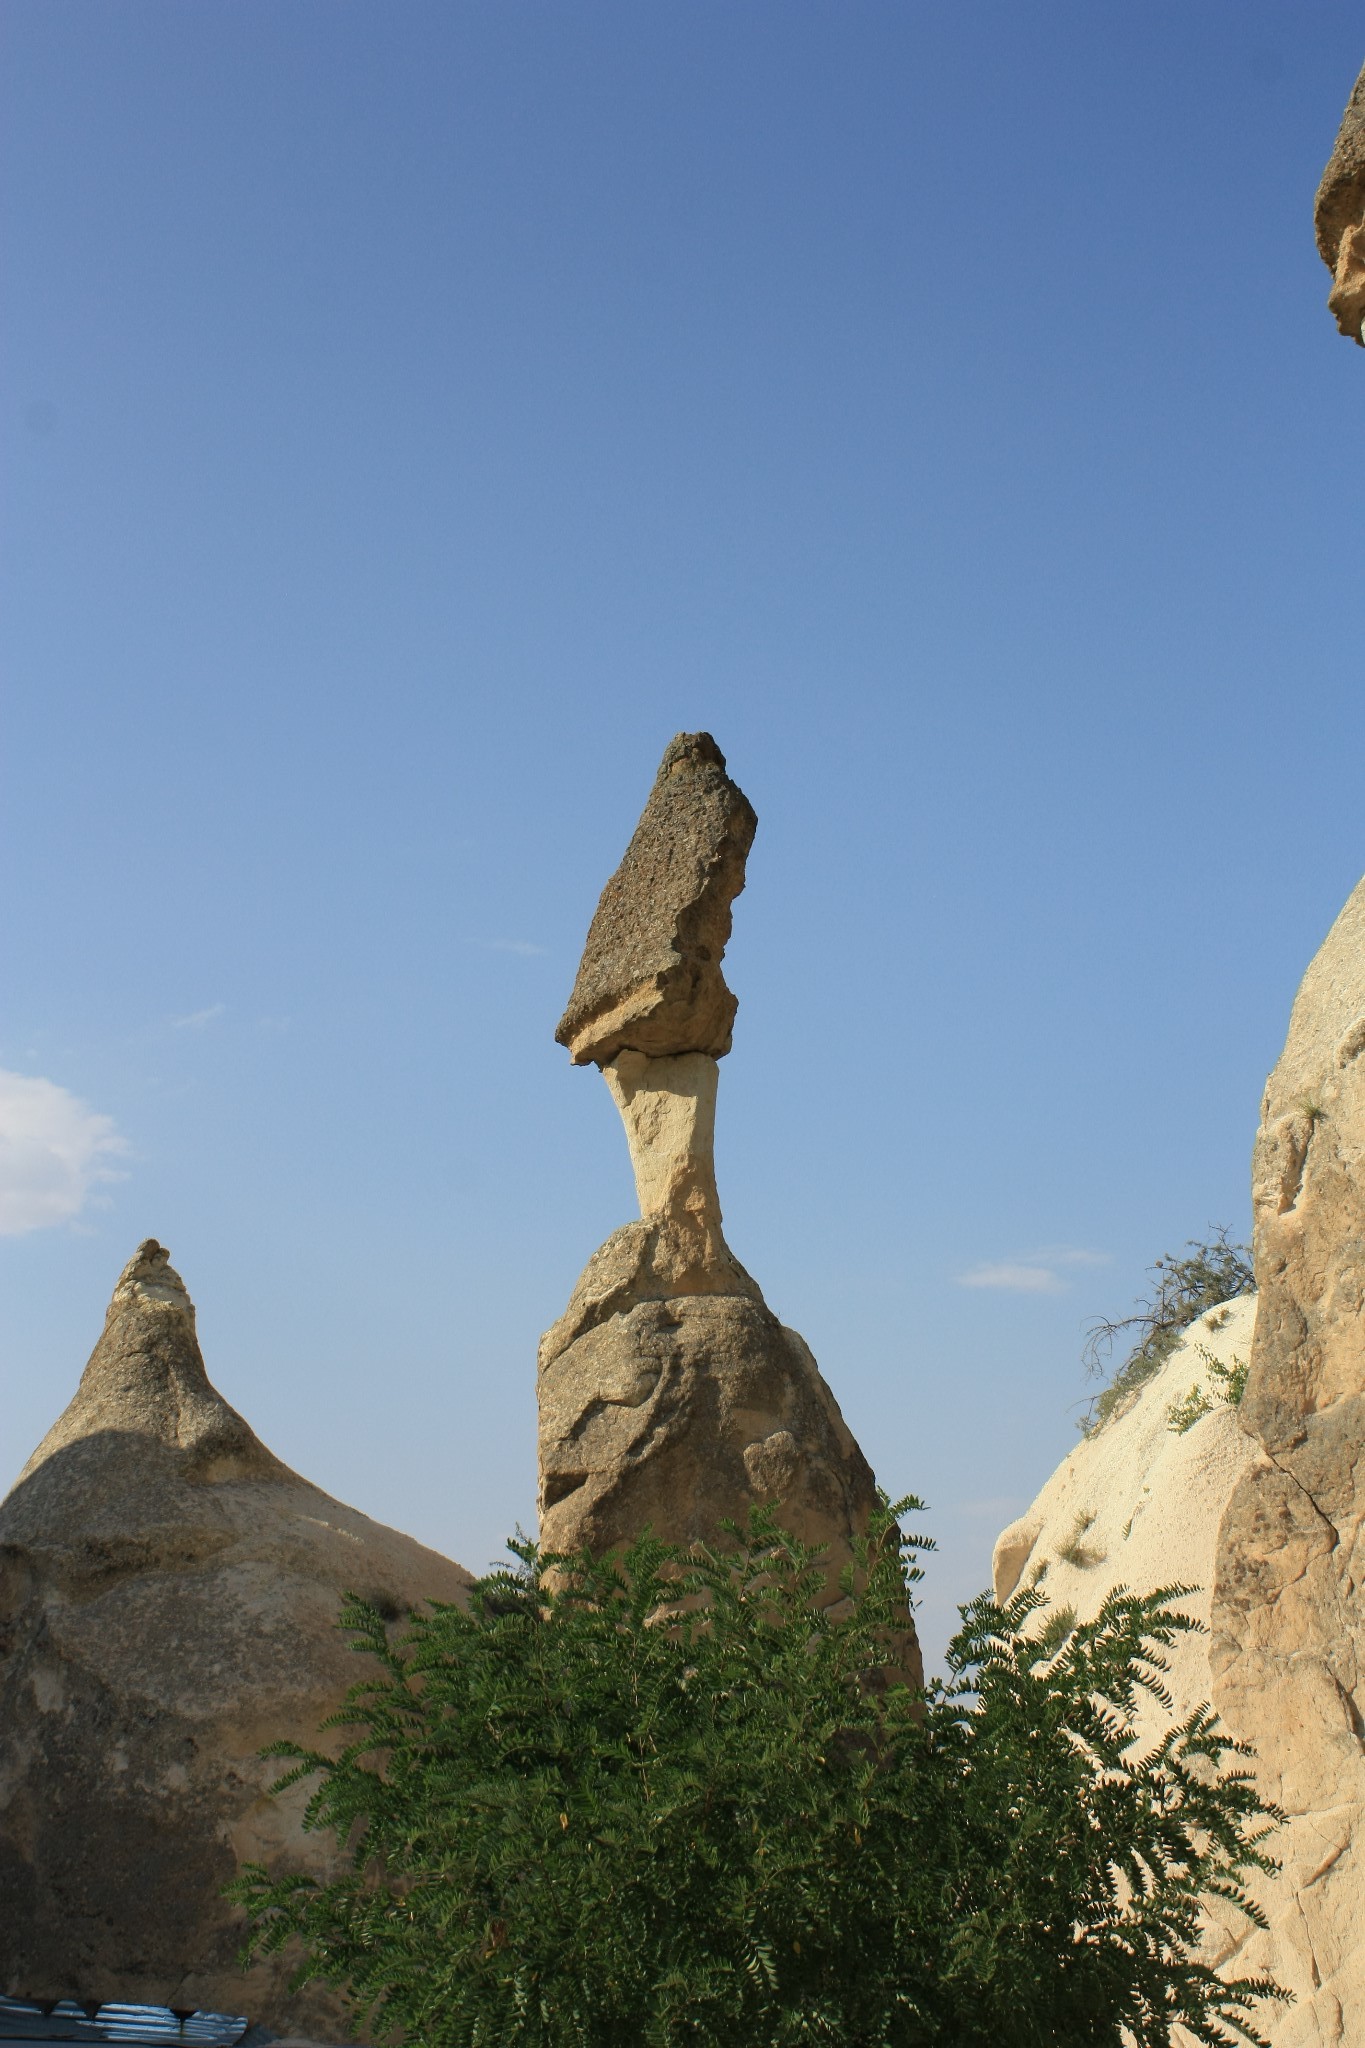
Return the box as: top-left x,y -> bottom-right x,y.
539,1286 -> 880,1589
0,1241 -> 471,2034
555,732 -> 757,1066
1315,62 -> 1365,343
1208,875 -> 1365,2045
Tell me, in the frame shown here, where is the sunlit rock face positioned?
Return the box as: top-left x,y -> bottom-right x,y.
1316,61 -> 1365,344
0,1240 -> 471,2035
539,736 -> 915,1681
1210,878 -> 1365,2046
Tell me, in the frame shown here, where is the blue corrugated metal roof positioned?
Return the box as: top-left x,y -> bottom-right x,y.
0,2000 -> 257,2046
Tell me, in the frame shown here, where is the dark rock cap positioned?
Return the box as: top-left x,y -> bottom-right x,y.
556,732 -> 757,1066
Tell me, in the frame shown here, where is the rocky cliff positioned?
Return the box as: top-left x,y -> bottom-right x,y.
0,1240 -> 471,2034
1209,879 -> 1365,2046
995,872 -> 1365,2045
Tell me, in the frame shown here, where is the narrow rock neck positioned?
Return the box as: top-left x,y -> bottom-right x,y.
601,1050 -> 723,1230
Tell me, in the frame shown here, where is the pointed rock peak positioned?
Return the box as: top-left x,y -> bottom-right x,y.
110,1236 -> 196,1316
556,730 -> 757,1067
16,1238 -> 285,1487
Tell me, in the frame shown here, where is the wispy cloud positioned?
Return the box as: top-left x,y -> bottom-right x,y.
959,1261 -> 1068,1294
0,1070 -> 128,1236
484,939 -> 546,958
170,1003 -> 225,1030
956,1246 -> 1110,1295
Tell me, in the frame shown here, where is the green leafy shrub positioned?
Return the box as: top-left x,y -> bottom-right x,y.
1082,1229 -> 1254,1435
1167,1384 -> 1214,1435
231,1503 -> 1286,2048
1211,1349 -> 1250,1407
1168,1349 -> 1251,1435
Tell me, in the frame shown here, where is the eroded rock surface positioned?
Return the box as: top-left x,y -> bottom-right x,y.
539,1279 -> 879,1585
555,731 -> 757,1066
1316,61 -> 1365,344
0,1241 -> 471,2033
1209,877 -> 1365,2045
542,740 -> 911,1676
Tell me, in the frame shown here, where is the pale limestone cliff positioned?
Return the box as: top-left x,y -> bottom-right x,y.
992,1294 -> 1259,1748
993,871 -> 1365,2043
0,1241 -> 471,2032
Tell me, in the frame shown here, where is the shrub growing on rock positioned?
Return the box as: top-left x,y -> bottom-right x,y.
231,1502 -> 1286,2048
1082,1229 -> 1255,1434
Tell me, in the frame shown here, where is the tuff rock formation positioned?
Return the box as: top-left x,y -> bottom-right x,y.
0,1240 -> 471,2033
540,736 -> 907,1667
1209,878 -> 1365,2045
1316,61 -> 1365,345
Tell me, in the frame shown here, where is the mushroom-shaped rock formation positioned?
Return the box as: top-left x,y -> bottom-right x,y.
0,1241 -> 472,2034
540,736 -> 913,1676
1316,60 -> 1365,345
1209,876 -> 1365,2043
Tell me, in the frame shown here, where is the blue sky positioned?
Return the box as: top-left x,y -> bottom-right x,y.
2,2 -> 1362,1662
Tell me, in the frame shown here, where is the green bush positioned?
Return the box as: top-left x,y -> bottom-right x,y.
1082,1229 -> 1255,1435
1168,1348 -> 1251,1436
231,1502 -> 1285,2047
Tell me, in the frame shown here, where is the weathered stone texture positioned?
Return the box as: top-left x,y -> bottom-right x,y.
1315,61 -> 1365,343
539,1268 -> 880,1590
555,732 -> 757,1066
1210,877 -> 1365,2045
0,1241 -> 471,2033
